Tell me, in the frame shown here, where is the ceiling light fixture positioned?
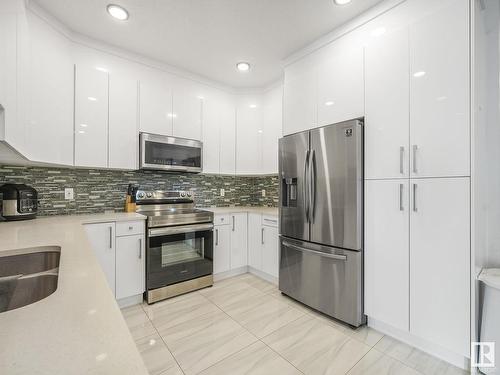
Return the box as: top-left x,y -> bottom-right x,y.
236,62 -> 250,72
107,4 -> 129,21
371,27 -> 386,37
413,71 -> 426,78
87,96 -> 97,101
325,101 -> 335,106
249,104 -> 257,109
333,0 -> 352,5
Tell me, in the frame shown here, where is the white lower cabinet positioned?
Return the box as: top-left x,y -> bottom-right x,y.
230,213 -> 248,269
213,223 -> 231,274
365,179 -> 409,331
85,220 -> 146,302
248,213 -> 279,279
85,222 -> 116,295
261,225 -> 279,278
116,234 -> 145,300
365,177 -> 470,358
409,177 -> 470,357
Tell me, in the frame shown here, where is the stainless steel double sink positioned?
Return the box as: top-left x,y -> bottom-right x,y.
0,247 -> 60,313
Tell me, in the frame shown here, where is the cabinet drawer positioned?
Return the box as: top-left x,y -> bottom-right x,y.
116,220 -> 145,237
262,215 -> 278,228
214,214 -> 230,226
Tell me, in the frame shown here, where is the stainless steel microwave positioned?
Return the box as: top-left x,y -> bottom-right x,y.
140,133 -> 203,173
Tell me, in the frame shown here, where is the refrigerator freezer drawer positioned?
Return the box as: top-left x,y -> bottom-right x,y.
279,236 -> 365,327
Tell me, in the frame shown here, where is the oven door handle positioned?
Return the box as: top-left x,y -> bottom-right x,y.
148,223 -> 214,237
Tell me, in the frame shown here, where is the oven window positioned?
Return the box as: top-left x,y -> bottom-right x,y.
161,235 -> 204,266
145,141 -> 201,167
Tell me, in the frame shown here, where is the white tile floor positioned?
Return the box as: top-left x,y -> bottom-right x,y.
121,273 -> 469,375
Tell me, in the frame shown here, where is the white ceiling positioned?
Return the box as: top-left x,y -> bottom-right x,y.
33,0 -> 383,89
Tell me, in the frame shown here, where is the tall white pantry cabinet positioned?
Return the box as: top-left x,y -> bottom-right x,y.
283,0 -> 471,366
364,0 -> 470,363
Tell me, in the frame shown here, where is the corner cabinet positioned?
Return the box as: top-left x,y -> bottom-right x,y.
85,220 -> 146,307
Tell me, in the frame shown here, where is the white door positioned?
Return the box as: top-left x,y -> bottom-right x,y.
365,29 -> 410,179
116,235 -> 145,300
202,93 -> 221,174
172,80 -> 202,140
283,54 -> 317,135
262,225 -> 279,278
139,77 -> 173,136
409,0 -> 470,178
236,99 -> 262,174
317,44 -> 364,127
410,177 -> 470,356
25,14 -> 74,166
0,13 -> 17,143
248,213 -> 262,270
261,86 -> 283,174
214,225 -> 231,274
230,213 -> 248,269
109,75 -> 138,170
84,223 -> 116,295
219,95 -> 236,174
365,179 -> 409,331
74,66 -> 109,167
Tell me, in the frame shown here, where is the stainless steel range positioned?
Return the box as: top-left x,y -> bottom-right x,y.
136,190 -> 214,304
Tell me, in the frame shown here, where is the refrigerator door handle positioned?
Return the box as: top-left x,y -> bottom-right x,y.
304,150 -> 310,222
282,240 -> 347,261
309,149 -> 316,222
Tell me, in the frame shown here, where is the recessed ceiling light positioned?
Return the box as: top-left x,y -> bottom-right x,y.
249,104 -> 257,109
236,62 -> 250,72
87,96 -> 97,101
107,4 -> 129,21
334,0 -> 352,5
325,101 -> 335,106
95,66 -> 108,73
413,71 -> 426,78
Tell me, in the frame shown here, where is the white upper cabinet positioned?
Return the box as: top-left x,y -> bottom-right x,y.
236,97 -> 263,175
109,75 -> 138,170
410,177 -> 470,356
218,95 -> 236,175
25,13 -> 74,166
261,86 -> 283,174
201,93 -> 220,174
365,28 -> 410,179
317,44 -> 364,127
283,54 -> 317,135
139,76 -> 173,136
365,179 -> 409,331
172,79 -> 202,140
0,13 -> 17,143
74,66 -> 109,168
409,0 -> 469,178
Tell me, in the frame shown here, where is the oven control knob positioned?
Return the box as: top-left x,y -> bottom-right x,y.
146,192 -> 153,198
187,191 -> 192,197
137,192 -> 145,199
180,191 -> 186,197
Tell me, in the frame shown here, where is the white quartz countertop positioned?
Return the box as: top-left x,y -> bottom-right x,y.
202,206 -> 278,215
0,213 -> 148,375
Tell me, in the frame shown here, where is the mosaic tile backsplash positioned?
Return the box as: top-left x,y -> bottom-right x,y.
0,165 -> 279,216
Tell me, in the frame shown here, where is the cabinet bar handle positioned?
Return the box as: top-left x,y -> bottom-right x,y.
232,216 -> 235,231
399,184 -> 404,211
400,146 -> 404,174
412,145 -> 418,174
138,238 -> 142,259
109,226 -> 113,249
413,183 -> 418,212
261,227 -> 265,245
215,229 -> 219,246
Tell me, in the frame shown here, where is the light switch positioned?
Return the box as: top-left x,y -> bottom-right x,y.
262,189 -> 266,197
220,188 -> 225,197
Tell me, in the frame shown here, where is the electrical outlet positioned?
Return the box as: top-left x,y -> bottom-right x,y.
64,188 -> 74,200
220,188 -> 225,197
262,189 -> 266,197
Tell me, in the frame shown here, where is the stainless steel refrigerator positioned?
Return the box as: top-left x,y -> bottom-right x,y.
279,118 -> 365,327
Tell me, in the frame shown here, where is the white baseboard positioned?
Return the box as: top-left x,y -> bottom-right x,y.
213,266 -> 248,281
117,294 -> 143,308
368,317 -> 470,370
248,267 -> 278,285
